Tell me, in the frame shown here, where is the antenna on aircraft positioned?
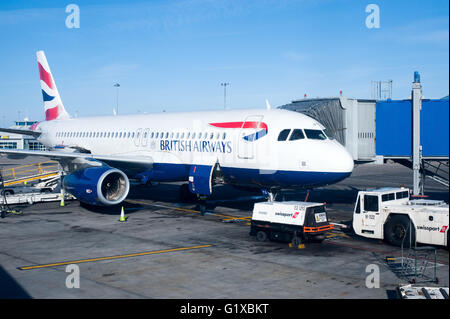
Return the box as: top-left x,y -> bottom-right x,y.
221,82 -> 230,109
265,99 -> 271,110
113,82 -> 120,115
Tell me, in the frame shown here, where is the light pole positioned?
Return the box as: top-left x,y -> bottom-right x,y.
221,82 -> 229,109
114,83 -> 120,115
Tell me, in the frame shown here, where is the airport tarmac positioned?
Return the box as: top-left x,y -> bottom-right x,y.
0,160 -> 448,299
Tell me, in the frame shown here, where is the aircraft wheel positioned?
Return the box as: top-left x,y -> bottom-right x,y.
179,184 -> 197,202
291,236 -> 302,247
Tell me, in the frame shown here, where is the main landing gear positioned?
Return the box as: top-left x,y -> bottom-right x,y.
261,188 -> 279,202
179,184 -> 198,203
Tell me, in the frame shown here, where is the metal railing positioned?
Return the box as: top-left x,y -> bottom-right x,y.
0,161 -> 60,184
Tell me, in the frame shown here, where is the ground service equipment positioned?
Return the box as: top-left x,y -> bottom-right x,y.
352,187 -> 449,247
250,201 -> 333,246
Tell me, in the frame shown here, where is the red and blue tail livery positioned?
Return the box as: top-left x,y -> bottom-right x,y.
37,51 -> 70,121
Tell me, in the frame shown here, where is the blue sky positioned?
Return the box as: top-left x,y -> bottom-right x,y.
0,0 -> 448,125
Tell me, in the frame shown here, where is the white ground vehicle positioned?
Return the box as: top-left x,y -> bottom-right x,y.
250,201 -> 333,245
352,187 -> 449,247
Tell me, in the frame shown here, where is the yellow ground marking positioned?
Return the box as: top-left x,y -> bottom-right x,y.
222,216 -> 252,221
125,199 -> 251,222
19,244 -> 212,270
325,232 -> 351,239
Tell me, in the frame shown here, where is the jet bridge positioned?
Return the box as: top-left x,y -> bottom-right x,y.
278,72 -> 449,195
279,97 -> 377,162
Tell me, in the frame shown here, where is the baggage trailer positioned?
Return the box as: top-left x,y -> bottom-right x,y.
250,201 -> 333,246
352,187 -> 449,247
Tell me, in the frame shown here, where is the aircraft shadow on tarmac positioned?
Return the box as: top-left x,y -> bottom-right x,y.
0,266 -> 31,299
77,182 -> 449,215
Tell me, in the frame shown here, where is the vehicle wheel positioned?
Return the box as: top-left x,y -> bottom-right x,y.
311,235 -> 325,243
3,190 -> 14,196
256,231 -> 268,242
385,215 -> 415,247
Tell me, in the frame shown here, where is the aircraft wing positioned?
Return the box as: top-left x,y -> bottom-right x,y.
0,128 -> 41,138
0,148 -> 153,172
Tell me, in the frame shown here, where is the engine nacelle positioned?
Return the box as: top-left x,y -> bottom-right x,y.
63,166 -> 130,206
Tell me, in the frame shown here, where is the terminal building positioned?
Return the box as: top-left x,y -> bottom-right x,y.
0,120 -> 47,151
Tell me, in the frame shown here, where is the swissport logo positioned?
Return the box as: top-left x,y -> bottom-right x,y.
292,212 -> 299,218
209,121 -> 268,142
440,226 -> 448,233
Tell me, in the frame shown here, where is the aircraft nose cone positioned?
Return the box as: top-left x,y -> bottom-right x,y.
341,147 -> 354,174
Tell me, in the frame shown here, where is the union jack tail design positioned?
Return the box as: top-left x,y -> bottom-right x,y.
37,51 -> 70,121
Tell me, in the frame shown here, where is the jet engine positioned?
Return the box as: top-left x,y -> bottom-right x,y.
63,166 -> 130,206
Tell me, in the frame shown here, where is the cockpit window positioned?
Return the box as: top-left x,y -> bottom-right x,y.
323,129 -> 334,140
277,129 -> 291,141
304,129 -> 327,140
289,129 -> 305,141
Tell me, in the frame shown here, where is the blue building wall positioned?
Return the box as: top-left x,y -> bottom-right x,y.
376,99 -> 449,157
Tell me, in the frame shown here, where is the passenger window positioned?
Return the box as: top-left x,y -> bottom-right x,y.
289,129 -> 305,141
304,129 -> 327,140
277,129 -> 291,141
364,195 -> 379,212
198,133 -> 202,139
396,191 -> 409,199
192,132 -> 196,139
382,193 -> 395,202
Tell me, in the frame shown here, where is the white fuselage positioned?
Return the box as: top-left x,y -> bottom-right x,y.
34,108 -> 354,188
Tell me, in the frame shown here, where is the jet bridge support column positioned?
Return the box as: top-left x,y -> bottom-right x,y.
412,71 -> 423,196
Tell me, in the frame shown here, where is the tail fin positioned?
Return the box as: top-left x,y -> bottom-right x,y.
37,51 -> 70,121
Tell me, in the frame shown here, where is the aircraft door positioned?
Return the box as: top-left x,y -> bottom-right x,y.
237,115 -> 264,159
188,163 -> 215,196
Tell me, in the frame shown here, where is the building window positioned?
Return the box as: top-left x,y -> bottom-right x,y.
0,142 -> 17,149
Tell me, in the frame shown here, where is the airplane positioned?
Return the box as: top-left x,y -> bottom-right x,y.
0,51 -> 354,206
